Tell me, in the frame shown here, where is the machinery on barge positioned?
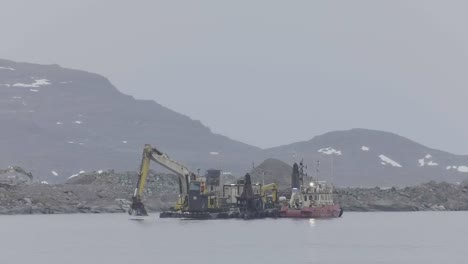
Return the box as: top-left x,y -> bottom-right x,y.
279,161 -> 343,218
129,144 -> 280,219
128,144 -> 224,218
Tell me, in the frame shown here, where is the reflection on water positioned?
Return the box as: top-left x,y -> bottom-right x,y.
0,212 -> 467,264
309,218 -> 316,227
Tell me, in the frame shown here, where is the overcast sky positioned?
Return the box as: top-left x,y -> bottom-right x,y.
1,0 -> 468,153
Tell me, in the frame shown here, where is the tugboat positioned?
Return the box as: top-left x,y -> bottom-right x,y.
279,161 -> 343,218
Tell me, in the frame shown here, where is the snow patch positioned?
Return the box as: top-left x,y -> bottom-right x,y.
74,121 -> 82,124
67,141 -> 75,144
418,159 -> 425,167
29,89 -> 39,92
418,154 -> 439,167
210,152 -> 220,155
458,166 -> 468,173
56,122 -> 63,125
0,67 -> 15,71
122,141 -> 128,144
12,96 -> 22,99
68,171 -> 85,179
51,171 -> 58,176
318,147 -> 342,155
13,79 -> 51,88
361,146 -> 370,151
379,155 -> 402,167
41,181 -> 49,185
98,170 -> 104,174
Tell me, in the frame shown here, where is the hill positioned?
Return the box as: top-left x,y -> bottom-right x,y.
0,59 -> 260,182
3,59 -> 468,187
249,159 -> 293,188
263,129 -> 468,187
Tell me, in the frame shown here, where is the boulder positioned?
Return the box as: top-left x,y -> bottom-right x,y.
0,166 -> 33,185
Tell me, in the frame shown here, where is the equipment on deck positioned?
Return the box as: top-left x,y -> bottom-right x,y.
279,161 -> 343,218
261,183 -> 278,209
128,144 -> 201,216
236,173 -> 265,219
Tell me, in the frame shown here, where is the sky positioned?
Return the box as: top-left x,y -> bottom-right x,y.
1,0 -> 468,154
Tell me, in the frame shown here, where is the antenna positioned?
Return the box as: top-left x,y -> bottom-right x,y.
316,160 -> 320,180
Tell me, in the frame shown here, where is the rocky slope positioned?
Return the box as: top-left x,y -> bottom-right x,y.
0,59 -> 260,183
2,58 -> 468,187
249,159 -> 293,189
263,129 -> 468,187
338,181 -> 468,212
0,169 -> 179,215
2,166 -> 468,215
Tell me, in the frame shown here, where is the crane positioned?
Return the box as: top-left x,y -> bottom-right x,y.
261,183 -> 278,208
128,144 -> 196,216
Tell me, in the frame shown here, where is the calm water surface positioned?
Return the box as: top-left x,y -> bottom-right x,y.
0,212 -> 465,264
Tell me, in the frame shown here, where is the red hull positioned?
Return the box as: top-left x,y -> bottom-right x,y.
280,204 -> 343,218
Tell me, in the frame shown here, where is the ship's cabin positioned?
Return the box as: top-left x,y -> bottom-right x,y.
301,181 -> 335,206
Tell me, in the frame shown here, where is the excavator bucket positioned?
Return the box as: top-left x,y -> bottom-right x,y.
128,196 -> 149,216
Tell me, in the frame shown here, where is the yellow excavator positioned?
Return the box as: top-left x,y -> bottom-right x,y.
261,183 -> 278,208
128,144 -> 197,216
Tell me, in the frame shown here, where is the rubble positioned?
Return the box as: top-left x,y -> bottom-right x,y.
337,181 -> 468,212
1,166 -> 468,214
0,168 -> 178,215
0,166 -> 33,185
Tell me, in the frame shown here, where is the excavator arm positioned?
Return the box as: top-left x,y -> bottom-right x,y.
261,183 -> 278,204
128,144 -> 194,216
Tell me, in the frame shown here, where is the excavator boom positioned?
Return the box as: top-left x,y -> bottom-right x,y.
261,183 -> 279,205
129,144 -> 194,216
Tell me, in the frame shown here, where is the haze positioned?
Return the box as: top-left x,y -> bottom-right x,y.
1,0 -> 468,154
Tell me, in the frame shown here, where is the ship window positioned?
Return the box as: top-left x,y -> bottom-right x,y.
304,196 -> 307,201
309,196 -> 313,200
190,182 -> 200,191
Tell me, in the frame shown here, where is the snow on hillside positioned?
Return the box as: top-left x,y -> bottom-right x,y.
379,155 -> 402,167
418,154 -> 439,167
318,147 -> 342,155
12,79 -> 51,88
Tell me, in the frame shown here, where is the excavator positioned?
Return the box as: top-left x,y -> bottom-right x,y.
128,144 -> 281,219
261,183 -> 278,209
128,144 -> 198,217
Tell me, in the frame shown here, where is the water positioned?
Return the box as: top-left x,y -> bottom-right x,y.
0,212 -> 466,264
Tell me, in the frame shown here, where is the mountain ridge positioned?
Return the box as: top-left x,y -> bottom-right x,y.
0,59 -> 260,182
2,58 -> 468,186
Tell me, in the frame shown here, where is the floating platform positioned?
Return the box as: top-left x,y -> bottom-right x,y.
160,208 -> 280,220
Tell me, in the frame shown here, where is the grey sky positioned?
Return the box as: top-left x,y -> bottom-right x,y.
1,0 -> 468,154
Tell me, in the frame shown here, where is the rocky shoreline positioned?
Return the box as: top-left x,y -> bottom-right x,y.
0,168 -> 179,215
1,167 -> 468,215
338,181 -> 468,212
